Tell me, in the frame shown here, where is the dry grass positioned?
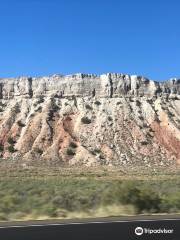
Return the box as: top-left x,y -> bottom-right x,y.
0,160 -> 180,222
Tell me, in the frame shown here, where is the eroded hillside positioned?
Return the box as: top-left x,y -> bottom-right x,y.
0,73 -> 179,167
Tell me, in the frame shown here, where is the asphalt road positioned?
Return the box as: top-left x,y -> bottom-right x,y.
0,215 -> 180,240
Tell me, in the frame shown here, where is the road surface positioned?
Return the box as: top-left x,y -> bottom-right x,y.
0,215 -> 180,240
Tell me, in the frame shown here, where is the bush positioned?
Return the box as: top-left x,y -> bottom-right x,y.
0,178 -> 179,220
66,148 -> 76,156
81,117 -> 91,124
69,142 -> 78,148
52,104 -> 60,112
0,144 -> 4,152
7,137 -> 15,145
139,116 -> 144,121
116,101 -> 121,105
94,100 -> 101,106
17,120 -> 26,127
34,148 -> 43,155
8,145 -> 16,153
119,182 -> 161,213
135,188 -> 161,213
141,141 -> 148,145
14,105 -> 20,114
136,100 -> 141,107
160,192 -> 180,213
85,104 -> 93,110
107,116 -> 113,121
167,111 -> 175,117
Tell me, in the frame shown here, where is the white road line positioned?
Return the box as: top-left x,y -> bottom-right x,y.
0,218 -> 179,229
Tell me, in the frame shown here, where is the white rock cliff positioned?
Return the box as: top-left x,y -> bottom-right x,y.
0,73 -> 179,168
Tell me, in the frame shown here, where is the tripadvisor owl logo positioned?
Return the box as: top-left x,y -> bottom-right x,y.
135,227 -> 143,236
134,226 -> 174,236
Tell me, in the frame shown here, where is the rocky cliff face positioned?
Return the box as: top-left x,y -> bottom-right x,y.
0,73 -> 179,167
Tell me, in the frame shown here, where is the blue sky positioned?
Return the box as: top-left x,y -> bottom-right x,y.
0,0 -> 179,80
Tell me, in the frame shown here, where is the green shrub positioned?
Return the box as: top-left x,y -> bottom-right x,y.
17,120 -> 26,127
52,104 -> 60,112
139,116 -> 144,121
167,111 -> 175,117
119,182 -> 161,213
0,178 -> 179,220
14,105 -> 20,113
7,137 -> 15,145
141,141 -> 148,145
94,100 -> 101,106
0,144 -> 4,152
8,145 -> 16,153
107,116 -> 113,121
69,142 -> 78,148
85,104 -> 93,110
136,100 -> 141,107
160,192 -> 180,213
66,148 -> 76,156
34,148 -> 43,155
116,101 -> 121,105
81,117 -> 91,124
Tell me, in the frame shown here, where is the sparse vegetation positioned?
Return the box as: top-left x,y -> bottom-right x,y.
0,175 -> 179,221
17,120 -> 26,127
139,116 -> 144,121
8,145 -> 16,153
146,99 -> 153,104
107,116 -> 113,121
14,104 -> 20,114
167,111 -> 175,118
94,100 -> 101,106
69,142 -> 78,148
141,141 -> 149,145
142,123 -> 149,128
49,97 -> 60,115
52,104 -> 60,112
0,144 -> 4,152
116,101 -> 121,105
7,137 -> 15,145
47,109 -> 54,121
81,117 -> 91,124
34,148 -> 43,155
136,100 -> 141,107
66,148 -> 76,156
85,104 -> 93,110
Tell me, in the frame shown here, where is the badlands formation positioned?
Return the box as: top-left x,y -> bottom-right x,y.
0,73 -> 179,167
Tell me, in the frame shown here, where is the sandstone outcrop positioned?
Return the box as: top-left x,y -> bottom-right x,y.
0,73 -> 179,167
